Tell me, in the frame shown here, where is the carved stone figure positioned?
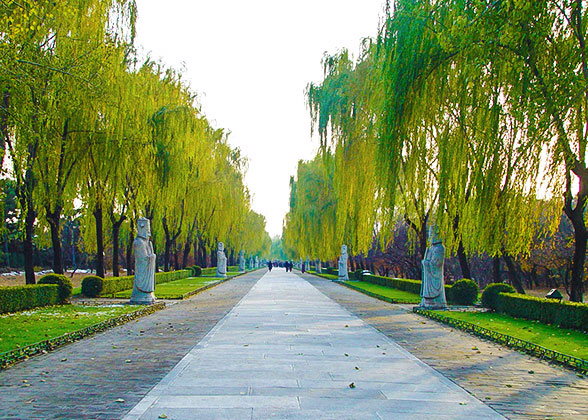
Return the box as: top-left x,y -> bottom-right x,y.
316,259 -> 322,274
419,227 -> 447,309
255,256 -> 259,268
338,245 -> 349,281
130,218 -> 156,304
238,250 -> 245,271
216,242 -> 227,277
305,257 -> 310,271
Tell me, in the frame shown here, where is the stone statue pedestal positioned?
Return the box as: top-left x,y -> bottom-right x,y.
338,245 -> 349,281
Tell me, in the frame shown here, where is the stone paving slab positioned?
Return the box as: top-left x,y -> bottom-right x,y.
0,269 -> 265,420
301,272 -> 588,420
123,270 -> 504,420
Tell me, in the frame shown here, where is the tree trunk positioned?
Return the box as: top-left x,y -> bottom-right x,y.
173,243 -> 179,270
567,210 -> 587,302
164,237 -> 172,272
502,253 -> 525,294
211,247 -> 217,267
456,240 -> 471,280
126,221 -> 134,275
183,240 -> 191,268
46,207 -> 64,274
23,204 -> 36,284
111,217 -> 125,277
492,256 -> 501,284
93,204 -> 105,278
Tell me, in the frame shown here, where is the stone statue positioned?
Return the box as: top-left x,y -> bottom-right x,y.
338,245 -> 349,281
130,218 -> 156,304
419,227 -> 447,309
238,250 -> 245,271
316,259 -> 322,274
305,257 -> 310,271
255,256 -> 259,268
216,242 -> 227,277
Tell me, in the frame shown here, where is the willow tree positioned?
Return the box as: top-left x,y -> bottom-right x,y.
307,47 -> 381,258
282,154 -> 339,261
1,0 -> 136,282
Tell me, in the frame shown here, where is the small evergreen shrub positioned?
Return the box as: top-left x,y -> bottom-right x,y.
191,265 -> 202,277
481,283 -> 516,310
349,269 -> 364,281
448,279 -> 479,305
0,284 -> 59,314
38,273 -> 73,303
81,275 -> 104,297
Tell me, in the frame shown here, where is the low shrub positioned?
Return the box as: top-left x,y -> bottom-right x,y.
349,269 -> 364,281
496,292 -> 588,332
201,267 -> 217,276
364,275 -> 423,295
191,265 -> 202,277
447,279 -> 479,305
81,276 -> 104,297
481,283 -> 516,310
38,274 -> 73,303
0,284 -> 59,314
325,267 -> 338,276
81,269 -> 193,297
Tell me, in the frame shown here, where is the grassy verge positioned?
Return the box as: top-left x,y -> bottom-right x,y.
343,281 -> 422,304
432,310 -> 588,361
113,276 -> 224,299
0,305 -> 141,353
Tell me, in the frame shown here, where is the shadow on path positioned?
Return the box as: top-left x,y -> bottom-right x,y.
0,269 -> 266,420
302,273 -> 588,420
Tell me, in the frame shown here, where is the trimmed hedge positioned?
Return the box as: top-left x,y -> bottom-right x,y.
349,269 -> 364,281
0,285 -> 60,314
496,292 -> 588,332
81,276 -> 103,298
201,267 -> 218,276
191,265 -> 202,277
448,279 -> 479,305
363,274 -> 467,305
481,283 -> 516,310
38,273 -> 73,303
82,269 -> 192,297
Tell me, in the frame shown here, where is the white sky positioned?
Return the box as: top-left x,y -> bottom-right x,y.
134,0 -> 385,237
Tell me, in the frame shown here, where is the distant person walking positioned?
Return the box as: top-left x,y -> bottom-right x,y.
301,262 -> 305,273
268,261 -> 273,272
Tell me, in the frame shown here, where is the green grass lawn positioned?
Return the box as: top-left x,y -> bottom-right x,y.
434,310 -> 588,360
0,305 -> 140,353
345,281 -> 422,304
113,276 -> 223,299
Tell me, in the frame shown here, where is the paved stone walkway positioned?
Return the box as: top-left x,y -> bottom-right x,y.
301,272 -> 588,420
123,270 -> 503,420
0,270 -> 265,420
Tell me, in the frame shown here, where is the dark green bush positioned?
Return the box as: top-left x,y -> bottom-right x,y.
496,292 -> 588,332
0,284 -> 60,314
349,269 -> 364,281
81,275 -> 104,297
481,283 -> 516,310
325,267 -> 338,276
38,273 -> 73,303
448,279 -> 479,305
191,265 -> 202,277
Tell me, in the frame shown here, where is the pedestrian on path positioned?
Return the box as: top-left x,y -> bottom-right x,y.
268,260 -> 273,272
301,262 -> 305,273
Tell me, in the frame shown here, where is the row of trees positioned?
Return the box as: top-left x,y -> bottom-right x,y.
0,0 -> 270,284
283,0 -> 587,301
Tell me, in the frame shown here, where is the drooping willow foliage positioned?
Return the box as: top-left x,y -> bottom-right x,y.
0,0 -> 270,283
285,0 -> 587,301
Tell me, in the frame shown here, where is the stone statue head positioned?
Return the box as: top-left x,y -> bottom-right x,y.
137,218 -> 151,239
218,242 -> 224,252
341,244 -> 348,255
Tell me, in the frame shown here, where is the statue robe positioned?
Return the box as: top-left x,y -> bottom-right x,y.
420,242 -> 447,308
130,236 -> 156,304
